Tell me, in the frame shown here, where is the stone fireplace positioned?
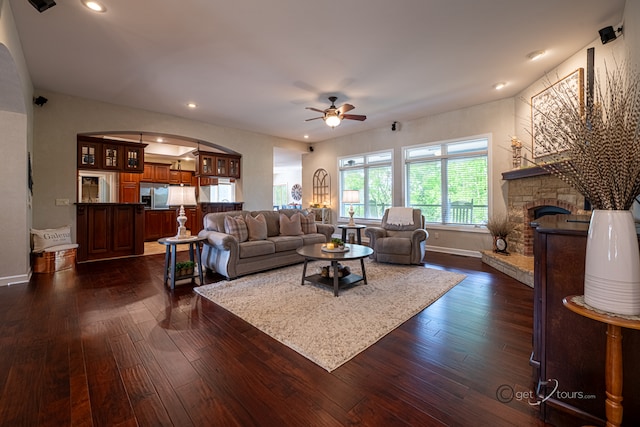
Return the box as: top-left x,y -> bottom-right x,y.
503,167 -> 588,256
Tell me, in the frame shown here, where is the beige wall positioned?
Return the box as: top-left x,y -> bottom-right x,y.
31,90 -> 309,235
303,98 -> 515,256
0,0 -> 33,285
303,3 -> 640,258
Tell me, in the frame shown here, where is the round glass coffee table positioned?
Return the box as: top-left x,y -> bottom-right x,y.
296,243 -> 374,297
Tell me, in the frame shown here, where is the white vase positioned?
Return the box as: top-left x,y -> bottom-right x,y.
584,209 -> 640,315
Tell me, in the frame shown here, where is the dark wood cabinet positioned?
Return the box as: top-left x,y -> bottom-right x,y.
77,136 -> 146,172
144,210 -> 176,241
169,170 -> 194,184
532,215 -> 640,426
78,139 -> 101,169
119,172 -> 140,203
141,163 -> 171,183
194,150 -> 241,178
123,146 -> 144,172
76,203 -> 144,261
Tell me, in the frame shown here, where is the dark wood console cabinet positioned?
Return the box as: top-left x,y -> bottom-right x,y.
532,215 -> 640,426
76,203 -> 145,261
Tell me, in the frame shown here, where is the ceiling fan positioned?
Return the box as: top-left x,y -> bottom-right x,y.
305,96 -> 367,128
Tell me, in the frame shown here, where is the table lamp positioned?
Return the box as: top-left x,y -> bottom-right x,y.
343,190 -> 360,226
167,184 -> 197,239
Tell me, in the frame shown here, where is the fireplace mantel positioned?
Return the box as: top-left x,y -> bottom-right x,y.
502,166 -> 549,180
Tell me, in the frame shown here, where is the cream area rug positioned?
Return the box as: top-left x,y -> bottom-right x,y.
195,260 -> 466,372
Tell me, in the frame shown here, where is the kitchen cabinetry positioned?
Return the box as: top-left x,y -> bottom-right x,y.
144,210 -> 176,240
119,172 -> 140,203
169,170 -> 193,184
77,136 -> 146,172
194,150 -> 241,178
144,207 -> 199,241
76,203 -> 145,261
532,215 -> 640,426
141,163 -> 171,183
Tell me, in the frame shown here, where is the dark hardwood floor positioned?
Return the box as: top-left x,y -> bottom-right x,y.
0,252 -> 552,426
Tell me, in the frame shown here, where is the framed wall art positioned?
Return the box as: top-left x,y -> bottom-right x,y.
531,68 -> 584,158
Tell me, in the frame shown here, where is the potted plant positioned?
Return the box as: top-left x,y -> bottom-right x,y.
485,213 -> 515,254
175,260 -> 195,277
530,63 -> 640,315
331,237 -> 345,250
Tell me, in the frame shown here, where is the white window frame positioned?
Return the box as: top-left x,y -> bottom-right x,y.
338,150 -> 393,221
403,134 -> 491,229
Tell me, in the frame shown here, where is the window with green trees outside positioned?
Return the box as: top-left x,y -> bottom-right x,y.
405,137 -> 489,225
339,151 -> 392,220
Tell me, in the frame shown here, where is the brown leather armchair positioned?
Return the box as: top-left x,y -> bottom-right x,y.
364,208 -> 428,264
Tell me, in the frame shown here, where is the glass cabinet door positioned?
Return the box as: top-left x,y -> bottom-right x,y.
229,158 -> 240,178
201,154 -> 214,175
103,145 -> 120,170
216,157 -> 228,176
124,146 -> 144,172
78,141 -> 100,169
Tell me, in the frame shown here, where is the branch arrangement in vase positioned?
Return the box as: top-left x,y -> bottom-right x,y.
530,63 -> 640,210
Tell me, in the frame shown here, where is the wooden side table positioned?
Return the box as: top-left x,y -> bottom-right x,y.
563,295 -> 640,427
158,236 -> 206,290
338,224 -> 366,244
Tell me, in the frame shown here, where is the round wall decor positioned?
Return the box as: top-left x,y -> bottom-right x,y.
291,183 -> 302,201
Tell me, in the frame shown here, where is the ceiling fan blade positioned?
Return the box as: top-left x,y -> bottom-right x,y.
342,114 -> 367,121
337,103 -> 355,115
305,107 -> 325,113
305,116 -> 324,122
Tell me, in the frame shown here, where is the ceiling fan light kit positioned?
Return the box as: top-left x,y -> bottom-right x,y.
306,96 -> 366,128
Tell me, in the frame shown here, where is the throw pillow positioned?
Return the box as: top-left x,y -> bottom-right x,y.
297,212 -> 317,234
279,213 -> 303,236
31,226 -> 72,252
245,213 -> 268,241
224,215 -> 248,242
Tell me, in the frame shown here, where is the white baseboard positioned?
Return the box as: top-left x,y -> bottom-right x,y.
426,245 -> 482,258
0,272 -> 30,287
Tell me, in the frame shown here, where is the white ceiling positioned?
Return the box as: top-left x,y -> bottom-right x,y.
10,0 -> 625,144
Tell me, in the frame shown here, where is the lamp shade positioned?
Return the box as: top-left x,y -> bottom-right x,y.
343,190 -> 360,204
167,185 -> 197,207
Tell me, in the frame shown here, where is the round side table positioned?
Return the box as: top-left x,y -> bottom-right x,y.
563,295 -> 640,427
158,236 -> 206,290
338,224 -> 367,244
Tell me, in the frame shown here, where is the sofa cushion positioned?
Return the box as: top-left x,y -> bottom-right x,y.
301,233 -> 326,245
376,236 -> 411,254
268,235 -> 304,252
204,210 -> 249,232
238,240 -> 275,258
297,212 -> 317,234
224,215 -> 248,242
257,211 -> 281,237
245,213 -> 268,241
280,213 -> 303,236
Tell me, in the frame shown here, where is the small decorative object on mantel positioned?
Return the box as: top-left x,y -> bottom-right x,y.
510,136 -> 522,169
485,213 -> 515,255
530,61 -> 640,315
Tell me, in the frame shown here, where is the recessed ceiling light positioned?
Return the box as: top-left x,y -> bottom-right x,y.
527,50 -> 546,61
156,137 -> 164,143
81,0 -> 106,12
187,103 -> 197,109
303,135 -> 309,139
493,82 -> 507,90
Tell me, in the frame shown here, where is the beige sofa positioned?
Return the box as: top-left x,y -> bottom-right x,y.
199,209 -> 334,279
